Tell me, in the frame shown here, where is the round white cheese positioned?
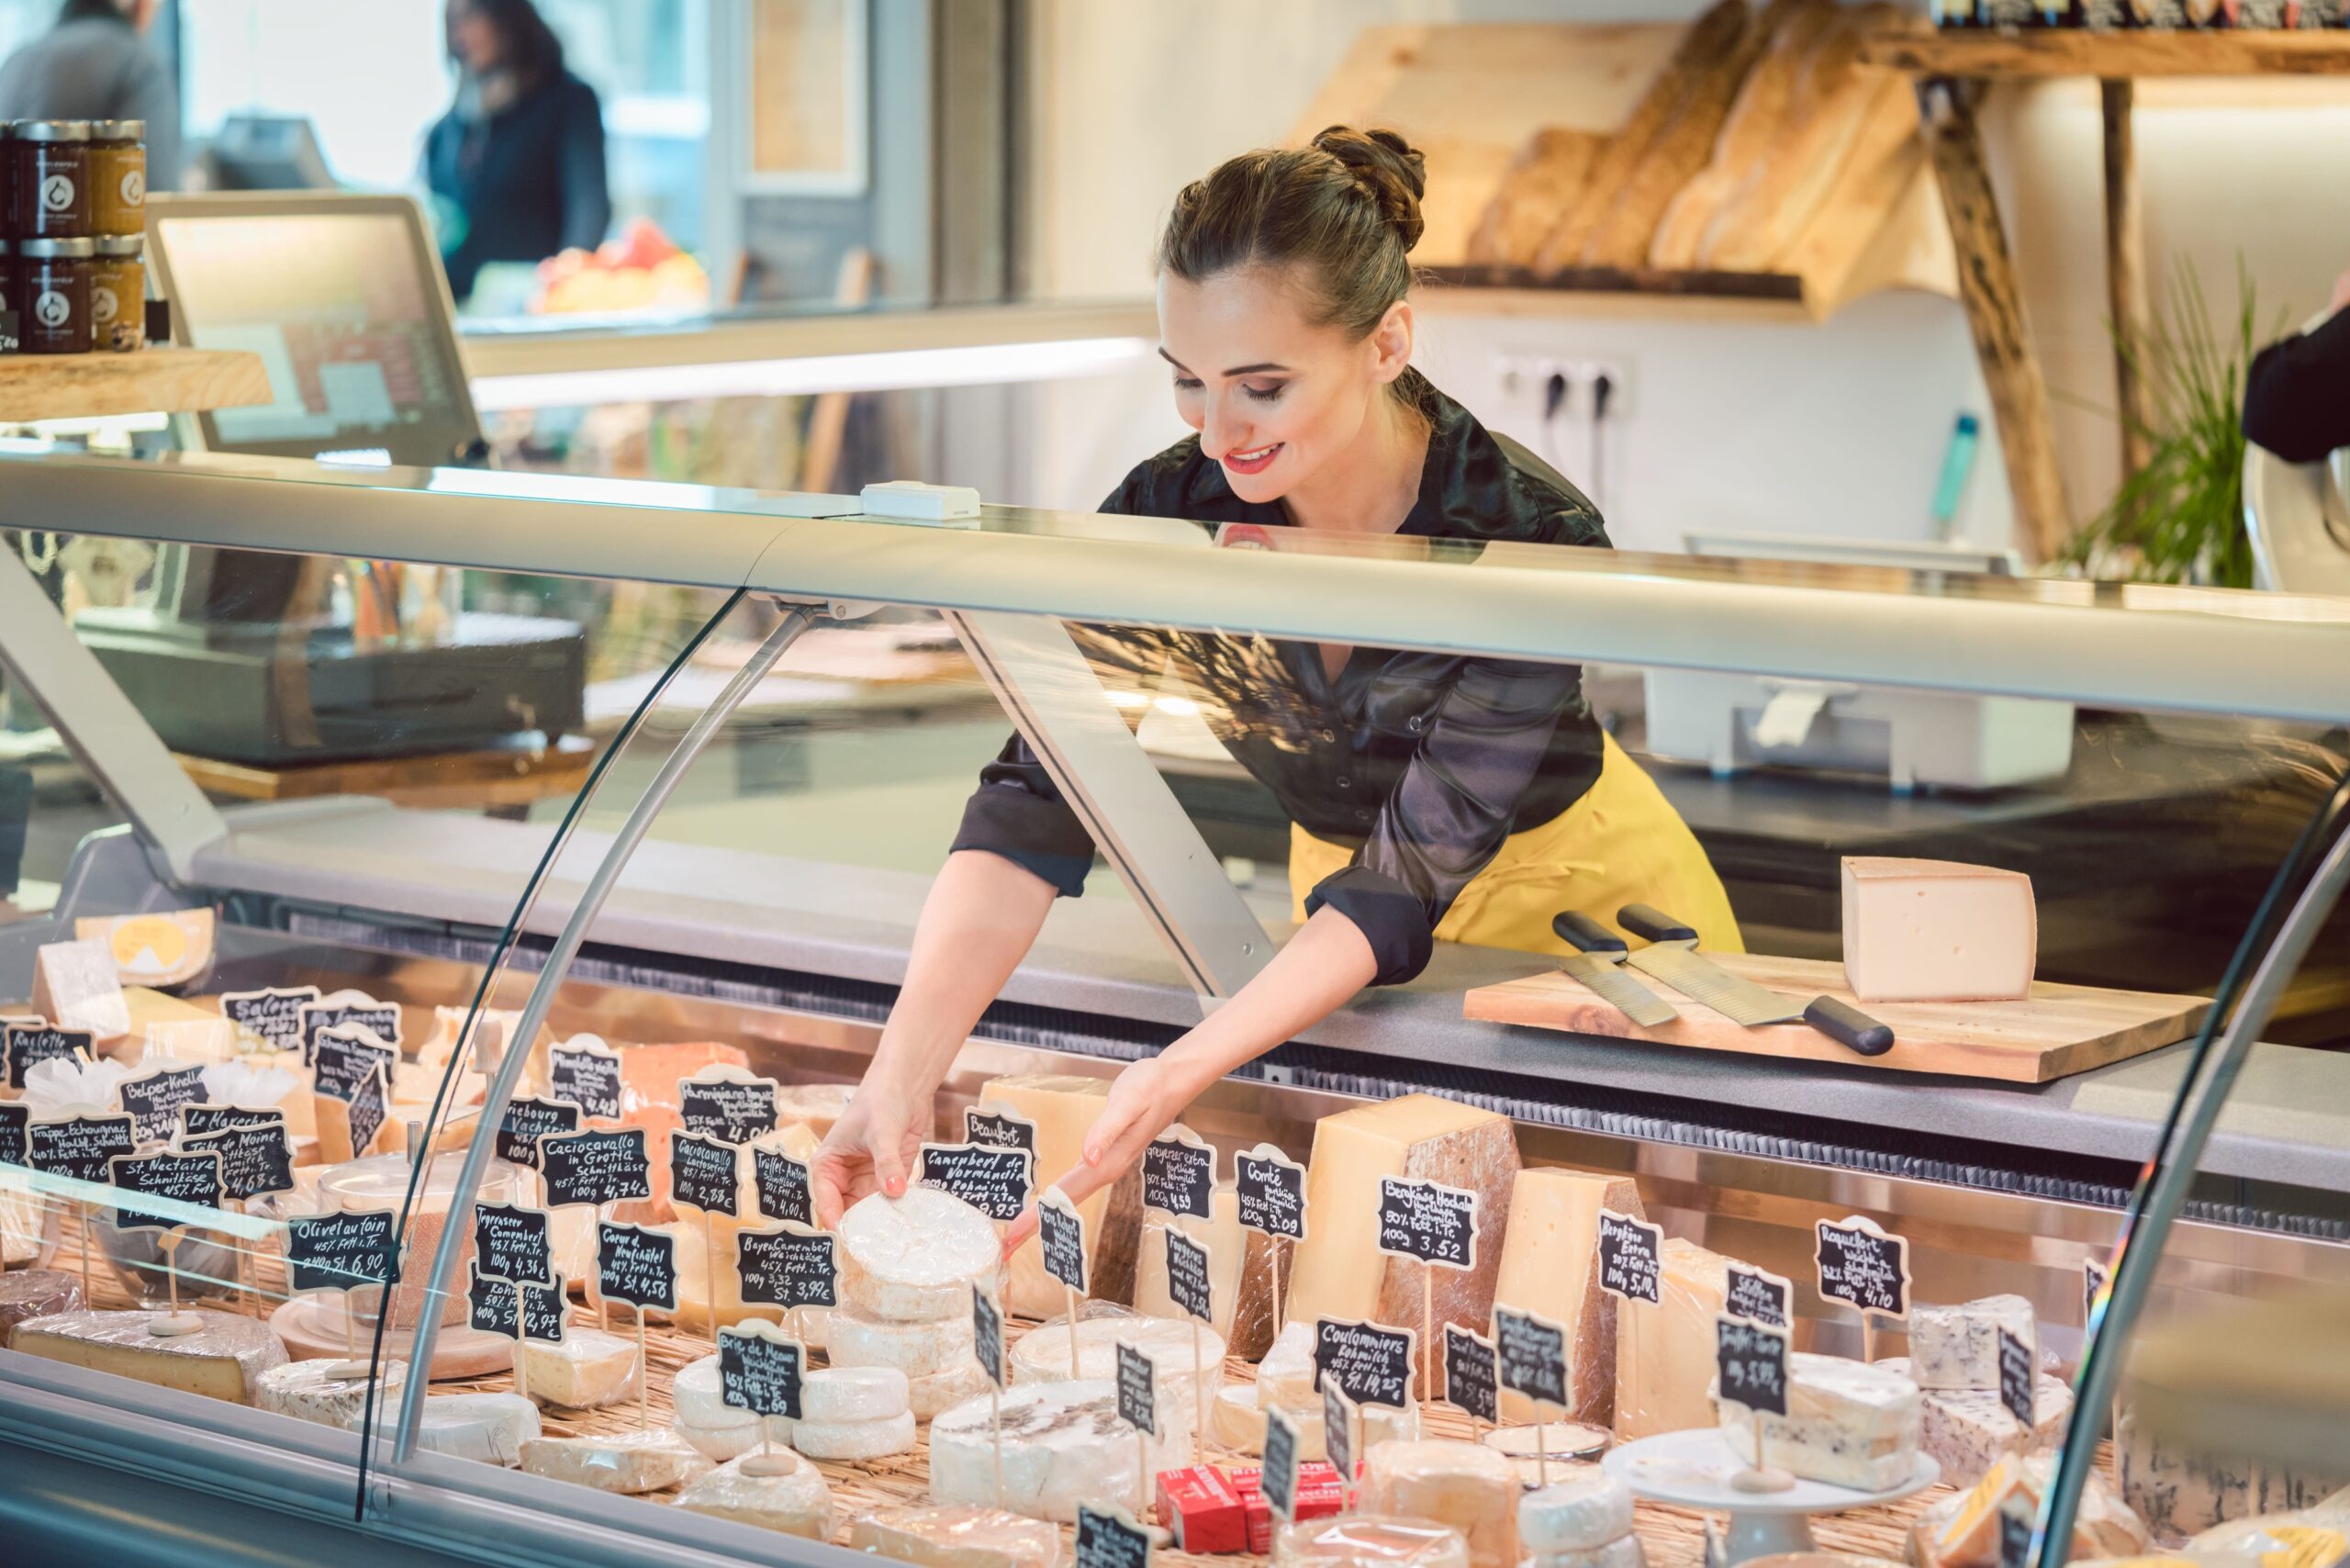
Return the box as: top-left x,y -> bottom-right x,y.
789,1407 -> 917,1461
803,1364 -> 909,1424
909,1358 -> 996,1420
674,1353 -> 758,1429
673,1450 -> 834,1539
1518,1473 -> 1635,1554
1527,1537 -> 1645,1568
1359,1439 -> 1522,1568
1011,1312 -> 1225,1423
838,1188 -> 1003,1322
416,1392 -> 541,1467
829,1306 -> 975,1376
674,1413 -> 775,1462
257,1358 -> 408,1429
931,1379 -> 1184,1523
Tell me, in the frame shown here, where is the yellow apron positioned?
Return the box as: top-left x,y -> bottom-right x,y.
1287,731 -> 1745,957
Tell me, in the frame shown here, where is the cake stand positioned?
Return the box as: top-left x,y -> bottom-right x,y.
1602,1428 -> 1939,1565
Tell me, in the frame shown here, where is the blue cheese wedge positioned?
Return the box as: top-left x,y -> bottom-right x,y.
1717,1353 -> 1920,1491
1908,1294 -> 2035,1392
1877,1355 -> 2071,1488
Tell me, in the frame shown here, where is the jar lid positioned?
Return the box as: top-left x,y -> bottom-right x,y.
18,237 -> 95,259
95,234 -> 143,258
0,239 -> 11,257
89,119 -> 145,140
14,119 -> 92,143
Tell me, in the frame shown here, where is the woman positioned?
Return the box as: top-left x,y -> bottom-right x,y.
813,128 -> 1739,1241
422,0 -> 610,300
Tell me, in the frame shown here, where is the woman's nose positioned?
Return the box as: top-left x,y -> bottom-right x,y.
1200,398 -> 1250,459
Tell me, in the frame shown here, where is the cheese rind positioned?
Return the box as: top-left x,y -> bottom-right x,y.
1876,1356 -> 2071,1488
909,1359 -> 997,1420
1614,1238 -> 1731,1440
519,1428 -> 714,1494
1271,1514 -> 1472,1568
10,1309 -> 287,1403
1908,1295 -> 2036,1392
1494,1168 -> 1643,1426
1518,1473 -> 1636,1554
1009,1307 -> 1225,1428
830,1305 -> 975,1375
982,1074 -> 1144,1313
848,1504 -> 1066,1568
791,1408 -> 917,1460
838,1187 -> 1003,1322
257,1358 -> 408,1428
672,1450 -> 834,1539
0,1270 -> 83,1337
520,1328 -> 642,1409
1919,1453 -> 2149,1567
32,939 -> 129,1042
1718,1352 -> 1921,1491
1359,1439 -> 1521,1568
1208,1381 -> 1422,1458
803,1363 -> 909,1423
1528,1539 -> 1645,1568
1841,857 -> 2036,1003
417,1392 -> 540,1466
1136,1182 -> 1281,1360
931,1378 -> 1184,1522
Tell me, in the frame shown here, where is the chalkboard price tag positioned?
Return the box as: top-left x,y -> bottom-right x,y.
678,1070 -> 780,1146
918,1140 -> 1033,1223
1037,1184 -> 1088,1295
106,1148 -> 223,1233
718,1318 -> 805,1419
1115,1338 -> 1158,1439
973,1284 -> 1006,1389
539,1127 -> 654,1209
2083,1258 -> 2109,1329
1596,1209 -> 1664,1305
473,1201 -> 556,1288
28,1113 -> 135,1186
1494,1304 -> 1568,1411
1323,1376 -> 1356,1484
5,1022 -> 94,1089
0,1102 -> 28,1168
1164,1226 -> 1214,1325
183,1118 -> 295,1204
286,1208 -> 402,1294
753,1146 -> 813,1226
345,1063 -> 390,1165
1814,1215 -> 1911,1321
1076,1503 -> 1153,1568
669,1130 -> 742,1218
467,1264 -> 568,1343
496,1096 -> 579,1169
1142,1129 -> 1215,1221
1998,1495 -> 2036,1568
1716,1315 -> 1790,1419
1313,1316 -> 1416,1411
178,1103 -> 281,1142
547,1037 -> 624,1124
1442,1321 -> 1499,1425
735,1223 -> 837,1310
1998,1325 -> 2037,1428
1234,1142 -> 1307,1243
1726,1263 -> 1794,1332
119,1063 -> 209,1147
966,1102 -> 1038,1155
1375,1176 -> 1478,1271
298,1002 -> 401,1065
219,985 -> 320,1053
1263,1405 -> 1303,1525
312,1027 -> 397,1103
598,1219 -> 679,1314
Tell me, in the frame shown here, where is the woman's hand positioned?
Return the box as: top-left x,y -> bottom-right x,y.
999,1055 -> 1181,1254
811,1087 -> 926,1229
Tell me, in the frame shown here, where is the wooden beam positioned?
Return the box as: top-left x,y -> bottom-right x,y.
2101,78 -> 2153,482
1917,78 -> 2071,564
1860,27 -> 2350,78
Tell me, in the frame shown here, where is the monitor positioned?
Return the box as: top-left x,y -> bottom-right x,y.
145,192 -> 486,467
202,115 -> 338,191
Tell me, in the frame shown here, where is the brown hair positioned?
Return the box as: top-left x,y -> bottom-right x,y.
1158,126 -> 1427,343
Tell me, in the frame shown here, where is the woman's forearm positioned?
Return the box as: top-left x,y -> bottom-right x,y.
867,849 -> 1058,1099
1157,905 -> 1379,1101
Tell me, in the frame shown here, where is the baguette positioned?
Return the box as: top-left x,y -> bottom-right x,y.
1773,69 -> 1920,280
1466,128 -> 1606,269
1531,0 -> 1750,276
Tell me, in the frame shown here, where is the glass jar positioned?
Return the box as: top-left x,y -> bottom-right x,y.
10,120 -> 92,240
17,237 -> 93,355
319,1151 -> 521,1331
0,238 -> 14,354
87,119 -> 145,236
0,124 -> 16,240
90,233 -> 143,351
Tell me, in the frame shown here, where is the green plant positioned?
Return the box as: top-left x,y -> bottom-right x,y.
2064,258 -> 2283,590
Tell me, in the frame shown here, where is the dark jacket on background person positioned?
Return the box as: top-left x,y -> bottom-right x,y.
0,14 -> 180,188
2244,308 -> 2350,464
423,68 -> 609,298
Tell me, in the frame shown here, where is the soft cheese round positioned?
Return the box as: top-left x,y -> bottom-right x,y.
828,1306 -> 975,1376
417,1392 -> 541,1466
1518,1472 -> 1635,1554
802,1364 -> 909,1424
837,1187 -> 1002,1322
675,1413 -> 774,1462
518,1428 -> 715,1495
789,1407 -> 917,1461
257,1357 -> 408,1428
932,1379 -> 1184,1523
1010,1312 -> 1227,1399
674,1353 -> 761,1429
673,1450 -> 834,1539
909,1358 -> 997,1420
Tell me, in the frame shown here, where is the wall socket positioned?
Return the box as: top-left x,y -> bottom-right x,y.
1493,355 -> 1634,421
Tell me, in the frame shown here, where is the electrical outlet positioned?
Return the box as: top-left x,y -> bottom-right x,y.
1566,359 -> 1632,420
1491,354 -> 1633,420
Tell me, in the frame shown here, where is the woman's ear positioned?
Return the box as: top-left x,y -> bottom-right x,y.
1366,298 -> 1415,386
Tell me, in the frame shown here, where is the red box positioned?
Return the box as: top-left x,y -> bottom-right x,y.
1157,1466 -> 1248,1555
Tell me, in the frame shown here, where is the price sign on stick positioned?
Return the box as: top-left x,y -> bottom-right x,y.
1038,1186 -> 1088,1295
298,1002 -> 400,1065
1726,1263 -> 1794,1332
5,1022 -> 93,1089
678,1070 -> 779,1145
1377,1176 -> 1478,1403
1234,1142 -> 1306,1338
547,1037 -> 623,1123
118,1064 -> 207,1146
1142,1128 -> 1215,1221
496,1096 -> 579,1169
287,1210 -> 403,1294
1494,1304 -> 1567,1484
474,1202 -> 556,1288
29,1112 -> 134,1185
106,1148 -> 222,1235
1323,1376 -> 1357,1493
220,985 -> 319,1053
1998,1494 -> 2036,1568
178,1103 -> 280,1140
184,1118 -> 294,1204
1115,1338 -> 1158,1504
1718,1314 -> 1792,1488
917,1141 -> 1033,1222
0,1103 -> 28,1168
1263,1404 -> 1304,1526
345,1063 -> 391,1164
670,1131 -> 742,1218
1442,1321 -> 1499,1428
1596,1209 -> 1664,1305
1998,1326 -> 2038,1428
1815,1215 -> 1910,1362
1314,1316 -> 1416,1411
1164,1226 -> 1215,1460
539,1127 -> 654,1208
973,1283 -> 1009,1509
966,1103 -> 1037,1155
719,1319 -> 805,1418
1077,1503 -> 1153,1568
753,1146 -> 813,1226
467,1266 -> 568,1343
736,1223 -> 837,1310
601,1220 -> 677,1429
313,1028 -> 396,1103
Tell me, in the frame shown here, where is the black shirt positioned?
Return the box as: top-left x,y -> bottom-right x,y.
2243,308 -> 2350,465
950,371 -> 1610,988
424,71 -> 610,299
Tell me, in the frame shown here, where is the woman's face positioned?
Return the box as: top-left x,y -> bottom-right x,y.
1157,265 -> 1412,507
448,1 -> 503,73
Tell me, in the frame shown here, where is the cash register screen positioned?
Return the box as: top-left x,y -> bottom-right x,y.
151,200 -> 481,465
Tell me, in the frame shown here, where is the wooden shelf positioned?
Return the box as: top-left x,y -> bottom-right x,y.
0,347 -> 270,423
1860,26 -> 2350,78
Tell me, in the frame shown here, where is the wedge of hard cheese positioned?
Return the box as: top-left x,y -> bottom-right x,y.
982,1073 -> 1144,1313
1841,857 -> 2035,1003
1493,1167 -> 1643,1427
1136,1182 -> 1282,1360
1614,1238 -> 1730,1441
11,1309 -> 287,1403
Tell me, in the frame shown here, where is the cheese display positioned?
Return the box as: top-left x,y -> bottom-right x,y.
1518,1472 -> 1636,1554
31,938 -> 130,1043
1614,1237 -> 1731,1440
1907,1294 -> 2035,1392
1525,1538 -> 1644,1568
1876,1355 -> 2071,1488
775,1081 -> 854,1137
75,910 -> 216,989
416,1392 -> 541,1466
519,1428 -> 714,1494
655,1120 -> 822,1332
791,1407 -> 918,1461
981,1074 -> 1145,1313
1271,1514 -> 1472,1568
256,1357 -> 407,1428
1916,1453 -> 2150,1568
802,1363 -> 909,1423
519,1327 -> 642,1409
1208,1379 -> 1422,1459
1136,1182 -> 1282,1360
1492,1167 -> 1643,1426
0,1270 -> 83,1336
672,1450 -> 834,1538
848,1504 -> 1066,1568
607,1040 -> 753,1225
930,1379 -> 1183,1521
908,1360 -> 997,1421
1009,1305 -> 1225,1427
837,1186 -> 1003,1322
2112,1403 -> 2350,1542
1841,858 -> 2036,1004
672,1351 -> 775,1459
1717,1352 -> 1920,1491
830,1306 -> 975,1374
1286,1093 -> 1519,1383
10,1309 -> 287,1402
1358,1439 -> 1522,1568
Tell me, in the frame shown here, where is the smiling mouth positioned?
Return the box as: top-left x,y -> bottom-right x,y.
1223,442 -> 1281,474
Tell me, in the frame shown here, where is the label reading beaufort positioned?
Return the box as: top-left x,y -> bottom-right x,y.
1313,1316 -> 1416,1410
119,1064 -> 208,1147
0,1103 -> 28,1168
1815,1215 -> 1911,1321
219,985 -> 319,1053
917,1141 -> 1033,1222
1115,1338 -> 1158,1439
1596,1209 -> 1664,1305
973,1285 -> 1006,1389
1037,1186 -> 1088,1295
1075,1504 -> 1153,1568
286,1209 -> 401,1294
718,1321 -> 804,1419
1263,1406 -> 1303,1525
1716,1315 -> 1790,1419
1998,1325 -> 2037,1428
5,1022 -> 94,1089
677,1072 -> 778,1146
106,1148 -> 222,1233
496,1096 -> 579,1169
966,1103 -> 1038,1155
1494,1304 -> 1568,1411
472,1202 -> 556,1288
468,1265 -> 568,1343
1234,1143 -> 1307,1242
345,1065 -> 390,1167
1726,1263 -> 1795,1332
1323,1377 -> 1356,1484
753,1146 -> 813,1226
547,1040 -> 623,1123
598,1220 -> 679,1314
1442,1321 -> 1499,1425
28,1113 -> 135,1186
1164,1226 -> 1214,1325
668,1130 -> 741,1217
1375,1176 -> 1478,1271
539,1127 -> 654,1209
183,1119 -> 294,1204
312,1028 -> 397,1103
735,1224 -> 837,1310
1142,1131 -> 1215,1221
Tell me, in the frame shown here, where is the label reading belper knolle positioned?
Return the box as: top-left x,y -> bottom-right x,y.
1442,1321 -> 1499,1425
1234,1143 -> 1307,1242
735,1224 -> 836,1311
119,1064 -> 208,1147
669,1130 -> 741,1217
918,1140 -> 1032,1222
1375,1176 -> 1478,1271
598,1220 -> 679,1314
183,1119 -> 295,1204
539,1127 -> 654,1209
1726,1263 -> 1794,1332
1815,1215 -> 1910,1320
1494,1304 -> 1568,1411
1313,1316 -> 1415,1410
1716,1315 -> 1790,1419
1596,1209 -> 1664,1305
1142,1132 -> 1215,1221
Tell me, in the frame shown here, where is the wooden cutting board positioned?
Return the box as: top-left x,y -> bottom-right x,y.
1462,952 -> 2210,1083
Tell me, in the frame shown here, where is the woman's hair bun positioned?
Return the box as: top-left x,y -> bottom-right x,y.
1311,125 -> 1427,256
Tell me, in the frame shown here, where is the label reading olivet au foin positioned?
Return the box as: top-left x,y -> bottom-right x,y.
598,1220 -> 679,1314
1596,1208 -> 1664,1306
735,1223 -> 836,1311
539,1127 -> 654,1209
1815,1215 -> 1911,1320
1442,1322 -> 1499,1425
286,1209 -> 401,1294
1313,1316 -> 1416,1410
1141,1131 -> 1215,1221
917,1140 -> 1032,1223
1375,1176 -> 1478,1271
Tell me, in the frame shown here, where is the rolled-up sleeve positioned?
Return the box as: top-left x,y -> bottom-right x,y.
948,732 -> 1097,896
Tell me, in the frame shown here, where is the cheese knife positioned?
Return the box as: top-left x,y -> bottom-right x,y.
1550,912 -> 1681,1028
1617,903 -> 1808,1025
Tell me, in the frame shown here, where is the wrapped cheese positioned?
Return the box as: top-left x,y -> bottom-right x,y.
1010,1303 -> 1223,1431
1615,1238 -> 1731,1440
0,1268 -> 82,1335
75,910 -> 216,989
1272,1514 -> 1472,1568
257,1358 -> 407,1428
848,1504 -> 1065,1568
1358,1440 -> 1521,1568
417,1391 -> 540,1466
520,1328 -> 642,1409
672,1450 -> 834,1538
1208,1381 -> 1422,1459
11,1308 -> 287,1403
981,1075 -> 1144,1314
519,1429 -> 713,1494
838,1186 -> 1002,1323
32,938 -> 129,1043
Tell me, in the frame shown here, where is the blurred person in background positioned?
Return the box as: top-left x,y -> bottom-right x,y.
2242,263 -> 2350,464
423,0 -> 609,300
0,0 -> 181,188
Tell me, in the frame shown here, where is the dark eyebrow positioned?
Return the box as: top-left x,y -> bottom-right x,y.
1157,349 -> 1291,377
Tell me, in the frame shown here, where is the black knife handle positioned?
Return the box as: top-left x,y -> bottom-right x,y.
1617,903 -> 1698,945
1806,996 -> 1896,1057
1552,911 -> 1628,955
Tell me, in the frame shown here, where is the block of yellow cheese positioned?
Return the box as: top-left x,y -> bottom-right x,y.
1917,1452 -> 2148,1567
1492,1167 -> 1643,1428
10,1308 -> 288,1403
1286,1093 -> 1519,1386
1135,1182 -> 1282,1360
981,1074 -> 1144,1313
1841,858 -> 2035,1003
76,910 -> 215,989
1613,1237 -> 1730,1440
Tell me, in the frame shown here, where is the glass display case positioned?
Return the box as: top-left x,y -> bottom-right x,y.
0,448 -> 2344,1568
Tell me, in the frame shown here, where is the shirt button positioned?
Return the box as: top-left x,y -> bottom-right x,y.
1315,727 -> 1336,744
1406,714 -> 1426,734
1336,776 -> 1352,790
1356,809 -> 1371,823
